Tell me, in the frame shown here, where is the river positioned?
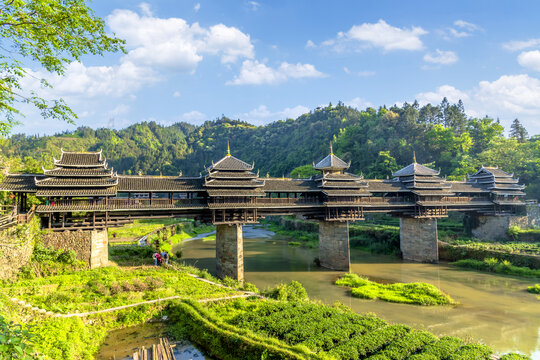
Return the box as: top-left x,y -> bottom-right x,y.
175,225 -> 540,359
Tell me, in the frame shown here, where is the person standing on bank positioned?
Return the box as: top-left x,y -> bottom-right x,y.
162,250 -> 169,265
153,252 -> 162,266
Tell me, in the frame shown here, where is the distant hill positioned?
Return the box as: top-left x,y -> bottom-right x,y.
2,101 -> 539,199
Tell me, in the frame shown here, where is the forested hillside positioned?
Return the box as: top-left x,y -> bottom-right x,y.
1,100 -> 539,199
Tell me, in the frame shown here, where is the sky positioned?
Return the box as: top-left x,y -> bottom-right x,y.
13,0 -> 540,136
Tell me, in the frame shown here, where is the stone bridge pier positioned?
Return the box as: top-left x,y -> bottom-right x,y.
467,214 -> 528,241
318,221 -> 350,271
41,229 -> 109,268
216,224 -> 244,282
399,217 -> 438,263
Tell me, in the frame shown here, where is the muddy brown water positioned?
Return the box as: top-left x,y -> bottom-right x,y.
175,225 -> 540,359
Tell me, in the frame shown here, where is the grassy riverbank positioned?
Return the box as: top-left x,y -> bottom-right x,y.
335,273 -> 456,306
452,258 -> 540,278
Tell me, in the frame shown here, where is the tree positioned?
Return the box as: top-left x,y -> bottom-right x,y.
367,151 -> 399,179
509,119 -> 528,143
0,0 -> 125,135
290,164 -> 318,178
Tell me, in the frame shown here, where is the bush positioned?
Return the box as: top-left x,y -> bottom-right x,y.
527,284 -> 540,294
264,281 -> 308,301
0,315 -> 41,359
336,273 -> 456,306
367,331 -> 437,360
408,336 -> 464,359
499,353 -> 531,360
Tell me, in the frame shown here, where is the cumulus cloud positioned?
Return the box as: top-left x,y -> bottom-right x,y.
345,97 -> 373,110
305,40 -> 316,49
107,8 -> 254,71
179,110 -> 207,123
328,20 -> 427,52
235,104 -> 309,125
415,74 -> 540,134
227,60 -> 325,85
423,49 -> 458,65
517,50 -> 540,71
503,38 -> 540,51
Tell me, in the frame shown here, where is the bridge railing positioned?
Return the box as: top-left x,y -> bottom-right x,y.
43,198 -> 206,208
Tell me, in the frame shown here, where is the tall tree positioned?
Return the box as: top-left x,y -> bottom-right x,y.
0,0 -> 125,135
510,118 -> 528,143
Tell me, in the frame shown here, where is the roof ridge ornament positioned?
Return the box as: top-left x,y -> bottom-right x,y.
227,140 -> 231,157
329,141 -> 334,155
413,151 -> 416,164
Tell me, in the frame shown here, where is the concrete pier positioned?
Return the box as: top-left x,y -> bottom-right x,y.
318,221 -> 350,271
400,218 -> 438,263
216,224 -> 244,282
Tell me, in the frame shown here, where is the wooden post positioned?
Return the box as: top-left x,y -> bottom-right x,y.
61,213 -> 65,228
48,214 -> 52,229
149,192 -> 152,205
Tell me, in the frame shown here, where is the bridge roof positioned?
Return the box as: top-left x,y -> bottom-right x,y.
43,167 -> 113,177
35,177 -> 118,188
35,187 -> 117,197
392,162 -> 440,177
54,150 -> 106,168
314,154 -> 349,170
209,155 -> 254,171
117,176 -> 204,192
0,174 -> 43,192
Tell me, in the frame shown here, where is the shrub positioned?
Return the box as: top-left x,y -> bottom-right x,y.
264,281 -> 308,301
408,336 -> 464,359
0,315 -> 41,359
336,273 -> 456,306
507,225 -> 520,241
448,344 -> 492,360
527,284 -> 540,294
452,259 -> 540,278
499,353 -> 531,360
367,331 -> 437,360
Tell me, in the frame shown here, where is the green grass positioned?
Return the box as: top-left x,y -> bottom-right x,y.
0,265 -> 240,313
447,239 -> 540,256
452,258 -> 540,278
335,273 -> 456,306
108,218 -> 183,238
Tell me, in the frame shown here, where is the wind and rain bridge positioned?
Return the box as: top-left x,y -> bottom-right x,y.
0,145 -> 527,281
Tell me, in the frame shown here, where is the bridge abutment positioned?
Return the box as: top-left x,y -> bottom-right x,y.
318,221 -> 350,271
400,218 -> 438,263
468,214 -> 528,241
216,224 -> 244,282
42,229 -> 108,268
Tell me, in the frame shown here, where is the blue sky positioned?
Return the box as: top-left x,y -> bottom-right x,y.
14,0 -> 540,135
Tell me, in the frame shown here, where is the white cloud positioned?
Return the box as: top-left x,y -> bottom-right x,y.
235,104 -> 309,125
138,2 -> 152,17
423,49 -> 458,65
358,70 -> 376,77
227,60 -> 325,85
107,8 -> 254,72
194,3 -> 200,12
247,1 -> 260,11
334,20 -> 427,51
517,50 -> 540,71
179,110 -> 207,123
173,91 -> 181,98
305,40 -> 316,49
343,67 -> 350,74
107,104 -> 131,117
443,20 -> 482,40
415,74 -> 540,134
454,20 -> 482,32
345,97 -> 373,109
21,61 -> 158,101
503,38 -> 540,51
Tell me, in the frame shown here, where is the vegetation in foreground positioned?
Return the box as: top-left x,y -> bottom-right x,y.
452,258 -> 540,278
526,284 -> 540,294
335,273 -> 456,306
445,238 -> 540,256
169,293 -> 529,360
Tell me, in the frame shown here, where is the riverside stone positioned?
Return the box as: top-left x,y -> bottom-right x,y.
216,224 -> 244,282
400,217 -> 438,263
318,221 -> 350,271
471,215 -> 528,242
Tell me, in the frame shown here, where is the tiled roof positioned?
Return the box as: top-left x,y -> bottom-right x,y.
480,167 -> 513,177
321,172 -> 362,180
399,175 -> 444,183
392,163 -> 440,177
117,176 -> 204,192
0,174 -> 42,192
262,179 -> 320,192
35,177 -> 118,188
323,189 -> 372,196
320,180 -> 369,188
405,182 -> 451,189
36,187 -> 117,197
364,180 -> 409,192
446,182 -> 487,193
43,167 -> 113,177
208,171 -> 258,179
54,151 -> 106,168
488,183 -> 525,190
207,189 -> 265,197
492,190 -> 526,196
314,154 -> 349,170
204,179 -> 265,187
209,155 -> 254,171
